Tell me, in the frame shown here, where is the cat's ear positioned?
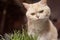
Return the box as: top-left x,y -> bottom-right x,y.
23,3 -> 30,9
39,0 -> 47,5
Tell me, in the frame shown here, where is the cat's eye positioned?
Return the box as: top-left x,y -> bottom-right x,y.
39,10 -> 44,13
31,13 -> 35,15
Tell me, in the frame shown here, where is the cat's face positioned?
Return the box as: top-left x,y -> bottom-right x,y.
23,0 -> 51,21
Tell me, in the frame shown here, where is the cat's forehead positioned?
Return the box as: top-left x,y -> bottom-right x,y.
28,4 -> 45,12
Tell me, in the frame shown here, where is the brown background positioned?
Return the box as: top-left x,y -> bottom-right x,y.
48,0 -> 60,19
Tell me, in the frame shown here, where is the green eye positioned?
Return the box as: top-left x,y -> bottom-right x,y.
31,13 -> 35,15
39,10 -> 44,13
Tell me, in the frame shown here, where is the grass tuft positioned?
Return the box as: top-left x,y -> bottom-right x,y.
0,30 -> 37,40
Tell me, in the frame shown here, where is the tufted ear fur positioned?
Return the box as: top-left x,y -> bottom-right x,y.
39,0 -> 47,5
23,3 -> 30,10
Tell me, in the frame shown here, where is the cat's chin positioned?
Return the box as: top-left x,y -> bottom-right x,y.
36,18 -> 49,21
29,18 -> 49,21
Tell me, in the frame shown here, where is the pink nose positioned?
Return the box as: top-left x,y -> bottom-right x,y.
36,16 -> 39,18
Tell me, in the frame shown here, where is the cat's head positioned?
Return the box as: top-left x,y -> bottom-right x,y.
23,0 -> 51,21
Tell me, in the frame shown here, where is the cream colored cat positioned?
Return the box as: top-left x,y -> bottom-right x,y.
23,0 -> 58,40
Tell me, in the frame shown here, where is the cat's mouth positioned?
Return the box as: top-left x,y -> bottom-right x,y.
36,17 -> 44,20
36,18 -> 41,21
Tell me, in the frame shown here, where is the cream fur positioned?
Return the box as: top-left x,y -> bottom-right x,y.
23,0 -> 58,40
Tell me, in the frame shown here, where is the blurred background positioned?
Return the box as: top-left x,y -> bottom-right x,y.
0,0 -> 60,38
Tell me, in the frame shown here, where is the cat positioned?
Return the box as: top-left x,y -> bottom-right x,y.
23,0 -> 58,40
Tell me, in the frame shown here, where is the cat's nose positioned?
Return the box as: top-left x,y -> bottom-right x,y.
36,16 -> 39,18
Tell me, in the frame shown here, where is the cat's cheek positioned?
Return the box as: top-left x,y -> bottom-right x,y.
38,16 -> 48,20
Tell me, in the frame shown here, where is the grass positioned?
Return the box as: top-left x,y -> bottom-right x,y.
0,30 -> 37,40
